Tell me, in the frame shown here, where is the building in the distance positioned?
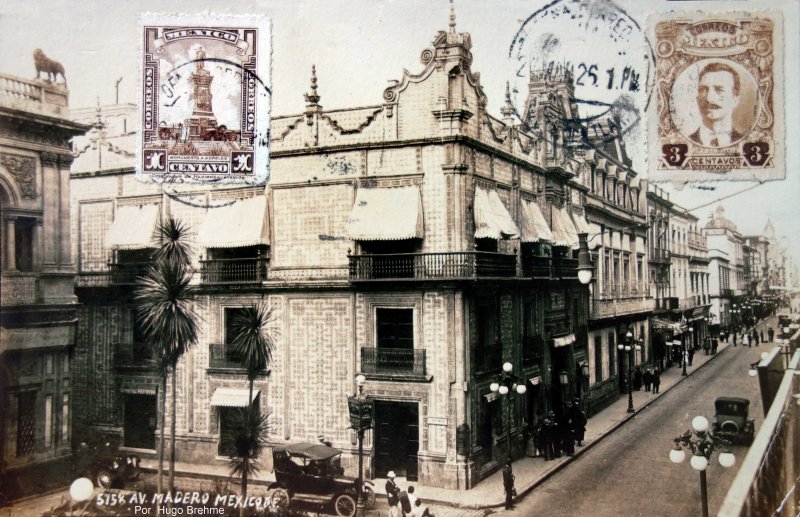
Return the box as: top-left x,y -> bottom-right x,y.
704,206 -> 745,328
0,69 -> 88,497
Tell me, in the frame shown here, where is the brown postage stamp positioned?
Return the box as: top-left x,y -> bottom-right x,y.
648,12 -> 784,182
137,13 -> 271,183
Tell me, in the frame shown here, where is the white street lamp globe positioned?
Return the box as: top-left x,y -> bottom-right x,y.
578,269 -> 593,285
669,447 -> 686,464
690,454 -> 709,471
718,451 -> 736,468
498,385 -> 509,395
760,352 -> 769,360
503,362 -> 513,373
748,368 -> 758,377
626,331 -> 633,339
490,382 -> 500,392
617,343 -> 624,350
635,344 -> 642,351
516,384 -> 527,394
692,416 -> 709,433
355,374 -> 366,386
624,345 -> 631,352
70,477 -> 94,502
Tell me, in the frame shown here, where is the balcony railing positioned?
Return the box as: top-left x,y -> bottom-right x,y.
598,283 -> 650,299
200,257 -> 267,284
349,252 -> 516,281
360,348 -> 426,377
114,342 -> 156,369
591,297 -> 655,319
208,343 -> 248,371
521,255 -> 578,280
649,248 -> 671,262
109,262 -> 151,285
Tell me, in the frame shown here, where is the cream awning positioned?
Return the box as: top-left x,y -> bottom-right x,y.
554,334 -> 576,347
570,210 -> 591,235
551,207 -> 579,248
105,204 -> 160,250
197,196 -> 269,248
210,388 -> 260,407
346,185 -> 423,241
519,200 -> 553,243
474,187 -> 519,240
121,386 -> 157,395
588,223 -> 603,249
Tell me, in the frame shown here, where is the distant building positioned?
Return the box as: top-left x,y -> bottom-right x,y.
704,206 -> 746,327
0,69 -> 88,496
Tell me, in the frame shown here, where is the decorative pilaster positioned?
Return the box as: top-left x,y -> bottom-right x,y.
4,216 -> 17,271
31,219 -> 43,269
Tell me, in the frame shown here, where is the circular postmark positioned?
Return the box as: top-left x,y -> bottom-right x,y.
507,0 -> 654,168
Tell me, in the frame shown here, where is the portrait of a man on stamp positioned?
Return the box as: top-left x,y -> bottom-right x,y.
137,14 -> 271,183
649,13 -> 784,181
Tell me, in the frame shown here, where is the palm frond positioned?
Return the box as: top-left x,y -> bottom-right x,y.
223,407 -> 273,478
153,217 -> 193,269
230,304 -> 277,381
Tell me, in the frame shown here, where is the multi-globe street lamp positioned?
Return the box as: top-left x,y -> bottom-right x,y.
347,374 -> 373,517
490,362 -> 527,462
617,330 -> 640,414
669,415 -> 736,517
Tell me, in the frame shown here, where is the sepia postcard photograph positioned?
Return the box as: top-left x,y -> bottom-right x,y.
0,1 -> 798,516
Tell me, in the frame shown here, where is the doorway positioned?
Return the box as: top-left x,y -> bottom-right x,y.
374,401 -> 419,481
123,394 -> 157,449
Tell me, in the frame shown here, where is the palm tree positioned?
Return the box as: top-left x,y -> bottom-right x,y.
229,304 -> 275,517
136,217 -> 199,496
224,406 -> 272,515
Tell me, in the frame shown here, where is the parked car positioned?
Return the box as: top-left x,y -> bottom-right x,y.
269,442 -> 375,517
73,439 -> 141,489
712,397 -> 755,446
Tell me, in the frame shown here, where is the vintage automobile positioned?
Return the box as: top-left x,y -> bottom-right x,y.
711,397 -> 755,446
269,442 -> 375,517
73,439 -> 141,489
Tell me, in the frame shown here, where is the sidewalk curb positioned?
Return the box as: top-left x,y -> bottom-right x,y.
437,344 -> 732,511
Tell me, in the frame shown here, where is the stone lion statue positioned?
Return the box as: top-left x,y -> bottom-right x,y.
33,49 -> 66,84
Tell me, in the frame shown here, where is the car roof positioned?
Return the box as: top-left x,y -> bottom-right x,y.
715,397 -> 749,406
278,442 -> 342,460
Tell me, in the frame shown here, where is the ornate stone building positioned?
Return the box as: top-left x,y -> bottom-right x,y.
0,70 -> 88,496
70,13 -> 632,490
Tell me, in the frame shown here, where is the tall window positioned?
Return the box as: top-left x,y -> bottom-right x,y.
523,301 -> 541,362
594,335 -> 603,381
44,396 -> 53,448
622,254 -> 630,294
607,332 -> 616,377
61,394 -> 70,443
16,392 -> 36,456
376,308 -> 414,350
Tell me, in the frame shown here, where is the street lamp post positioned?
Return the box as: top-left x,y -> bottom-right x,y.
490,362 -> 527,462
347,374 -> 373,517
669,415 -> 736,517
680,334 -> 688,377
617,330 -> 641,414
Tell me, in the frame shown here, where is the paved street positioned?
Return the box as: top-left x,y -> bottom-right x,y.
503,344 -> 767,517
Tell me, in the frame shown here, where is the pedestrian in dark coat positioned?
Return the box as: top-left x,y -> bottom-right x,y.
569,401 -> 587,446
386,472 -> 401,517
732,333 -> 737,347
643,368 -> 653,392
760,330 -> 765,343
633,367 -> 643,390
560,412 -> 575,456
546,412 -> 561,458
753,329 -> 759,346
711,338 -> 718,354
652,369 -> 661,394
502,459 -> 515,510
687,346 -> 694,366
768,328 -> 775,342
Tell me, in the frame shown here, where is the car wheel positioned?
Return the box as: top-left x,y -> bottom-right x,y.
363,486 -> 376,509
271,488 -> 290,511
334,493 -> 357,517
96,468 -> 113,489
720,420 -> 739,433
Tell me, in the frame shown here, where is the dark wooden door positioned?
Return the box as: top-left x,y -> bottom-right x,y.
124,394 -> 156,449
374,401 -> 419,481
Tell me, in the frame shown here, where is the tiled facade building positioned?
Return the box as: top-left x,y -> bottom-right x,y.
70,16 -> 608,489
0,72 -> 88,495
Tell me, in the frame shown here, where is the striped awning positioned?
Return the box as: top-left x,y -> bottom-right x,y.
197,196 -> 269,248
588,223 -> 603,249
121,386 -> 157,395
551,207 -> 579,249
554,334 -> 576,347
519,200 -> 553,243
210,388 -> 260,407
474,187 -> 519,240
105,204 -> 160,250
346,185 -> 423,241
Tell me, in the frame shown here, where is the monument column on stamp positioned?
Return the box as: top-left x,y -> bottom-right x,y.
186,47 -> 218,141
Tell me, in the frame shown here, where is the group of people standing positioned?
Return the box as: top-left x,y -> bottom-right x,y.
385,471 -> 434,517
722,326 -> 770,347
631,366 -> 662,393
532,400 -> 587,461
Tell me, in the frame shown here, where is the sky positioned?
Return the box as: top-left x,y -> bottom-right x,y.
2,0 -> 798,260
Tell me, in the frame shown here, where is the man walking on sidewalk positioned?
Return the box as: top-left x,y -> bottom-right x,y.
502,459 -> 515,510
653,369 -> 661,394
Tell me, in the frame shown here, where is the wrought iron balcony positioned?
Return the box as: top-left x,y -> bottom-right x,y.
114,342 -> 157,369
109,261 -> 151,285
521,255 -> 578,280
360,348 -> 426,377
649,248 -> 671,263
348,252 -> 516,281
200,257 -> 267,284
208,343 -> 247,371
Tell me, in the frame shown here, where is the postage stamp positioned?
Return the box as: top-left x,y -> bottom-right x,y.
137,13 -> 271,183
648,12 -> 784,182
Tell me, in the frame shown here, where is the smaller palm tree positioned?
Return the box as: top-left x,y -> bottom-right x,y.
228,304 -> 276,517
223,406 -> 273,490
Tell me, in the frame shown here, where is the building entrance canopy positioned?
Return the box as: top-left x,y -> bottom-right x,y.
209,387 -> 260,407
